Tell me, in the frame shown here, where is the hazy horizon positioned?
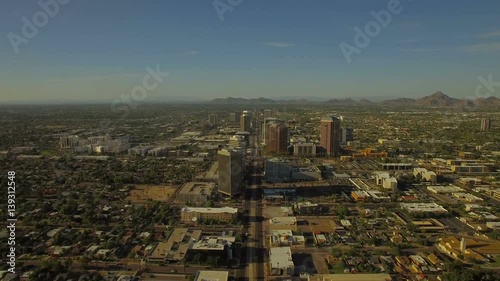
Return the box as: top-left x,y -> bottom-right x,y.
1,0 -> 500,104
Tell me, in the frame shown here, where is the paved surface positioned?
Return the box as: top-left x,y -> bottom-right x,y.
439,217 -> 475,234
242,188 -> 265,280
243,111 -> 265,280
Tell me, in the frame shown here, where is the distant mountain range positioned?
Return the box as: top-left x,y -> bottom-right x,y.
209,91 -> 500,108
209,97 -> 319,105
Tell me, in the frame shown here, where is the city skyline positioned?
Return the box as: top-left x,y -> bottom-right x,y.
1,1 -> 500,280
1,0 -> 500,103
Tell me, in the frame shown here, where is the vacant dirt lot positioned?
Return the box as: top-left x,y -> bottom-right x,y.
127,185 -> 177,204
297,216 -> 337,233
291,248 -> 331,274
262,206 -> 290,219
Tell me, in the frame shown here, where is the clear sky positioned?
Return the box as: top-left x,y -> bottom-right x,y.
1,0 -> 500,103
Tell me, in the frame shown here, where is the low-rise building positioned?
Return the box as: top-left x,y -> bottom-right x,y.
293,142 -> 317,156
381,163 -> 413,171
437,236 -> 490,263
409,255 -> 427,266
188,234 -> 235,261
147,242 -> 174,263
452,193 -> 483,203
269,230 -> 305,247
291,166 -> 321,181
147,228 -> 202,263
367,191 -> 391,202
486,222 -> 500,230
411,219 -> 446,232
314,233 -> 329,245
340,220 -> 352,228
352,190 -> 370,202
264,158 -> 292,181
464,204 -> 487,212
180,207 -> 238,223
378,139 -> 401,147
459,177 -> 482,186
400,203 -> 448,215
92,137 -> 130,154
427,253 -> 444,267
451,165 -> 489,174
148,146 -> 174,156
382,176 -> 398,190
352,148 -> 388,159
375,172 -> 390,185
293,201 -> 321,214
485,189 -> 500,200
176,182 -> 215,203
427,185 -> 463,194
413,168 -> 437,183
128,145 -> 154,156
269,247 -> 294,277
265,158 -> 322,182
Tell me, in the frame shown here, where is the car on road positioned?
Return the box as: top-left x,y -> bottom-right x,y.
170,269 -> 177,273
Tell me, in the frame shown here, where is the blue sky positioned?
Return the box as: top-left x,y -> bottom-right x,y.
1,0 -> 500,103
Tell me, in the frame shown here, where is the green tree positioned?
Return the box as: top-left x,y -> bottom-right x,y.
336,204 -> 348,219
192,253 -> 203,264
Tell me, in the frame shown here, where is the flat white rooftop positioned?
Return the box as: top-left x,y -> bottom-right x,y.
195,270 -> 229,281
271,229 -> 293,236
179,182 -> 215,195
191,235 -> 235,251
181,207 -> 238,214
269,247 -> 294,269
400,203 -> 448,213
427,185 -> 463,193
295,201 -> 319,207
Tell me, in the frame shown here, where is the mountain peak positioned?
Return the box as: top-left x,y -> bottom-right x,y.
430,91 -> 449,98
415,91 -> 455,106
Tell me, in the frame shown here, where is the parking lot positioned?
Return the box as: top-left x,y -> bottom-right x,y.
439,217 -> 475,233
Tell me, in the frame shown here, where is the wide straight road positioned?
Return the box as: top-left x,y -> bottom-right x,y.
242,185 -> 265,281
241,109 -> 265,280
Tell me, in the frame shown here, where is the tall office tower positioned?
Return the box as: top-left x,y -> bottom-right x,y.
266,121 -> 288,154
60,135 -> 80,148
481,118 -> 491,131
240,111 -> 251,132
229,112 -> 237,123
262,117 -> 278,143
217,149 -> 243,197
263,109 -> 272,119
209,114 -> 217,125
320,116 -> 341,156
341,127 -> 354,144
